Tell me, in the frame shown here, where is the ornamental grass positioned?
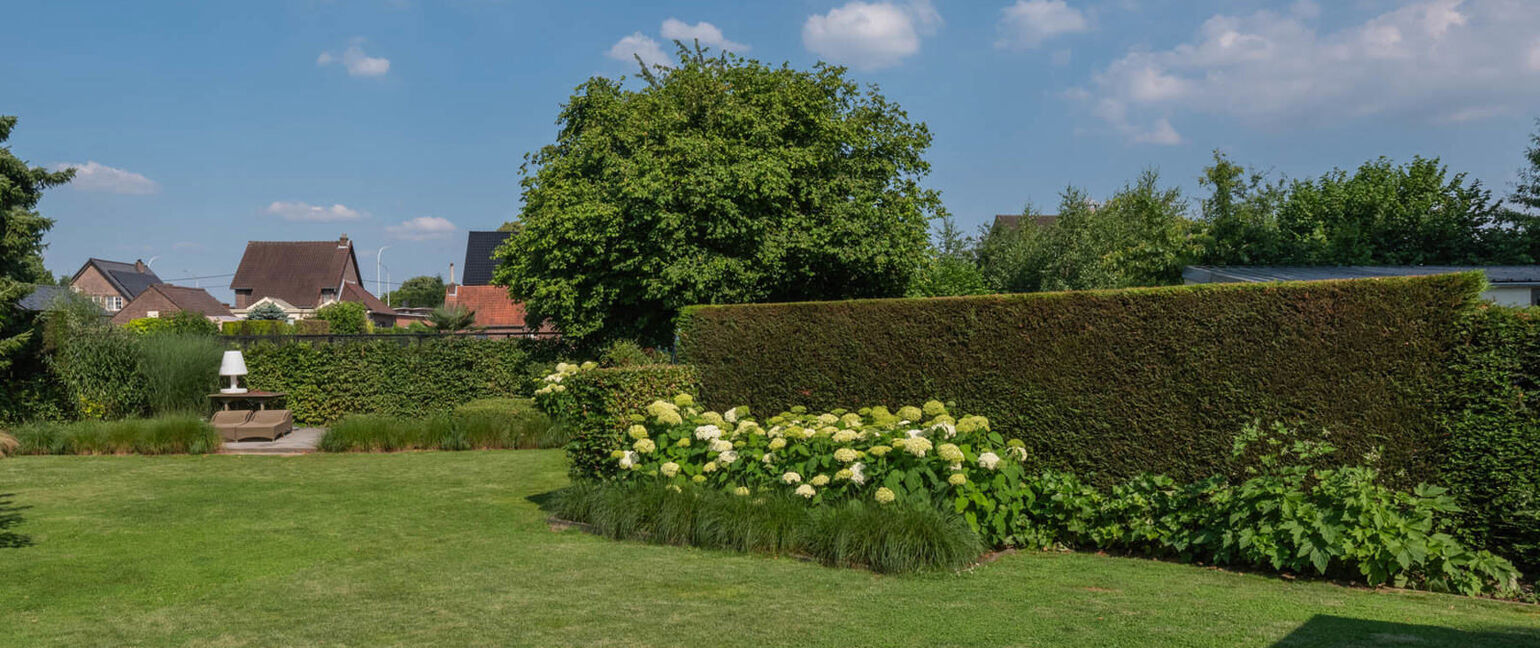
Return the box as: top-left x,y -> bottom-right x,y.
9,416 -> 219,455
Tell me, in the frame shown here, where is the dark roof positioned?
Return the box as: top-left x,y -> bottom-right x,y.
340,281 -> 394,315
73,258 -> 162,299
461,231 -> 512,286
992,214 -> 1059,231
17,285 -> 107,314
141,284 -> 234,318
230,238 -> 359,308
1182,266 -> 1540,285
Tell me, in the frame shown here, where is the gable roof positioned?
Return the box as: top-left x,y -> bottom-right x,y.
73,258 -> 162,299
17,285 -> 107,314
992,214 -> 1059,232
140,284 -> 234,318
340,281 -> 394,315
230,237 -> 360,308
1182,266 -> 1540,286
461,231 -> 512,286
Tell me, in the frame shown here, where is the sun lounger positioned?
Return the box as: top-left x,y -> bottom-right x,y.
234,409 -> 293,442
211,410 -> 253,442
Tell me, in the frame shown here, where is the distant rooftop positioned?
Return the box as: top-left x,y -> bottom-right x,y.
1183,266 -> 1540,286
992,214 -> 1059,231
461,231 -> 511,286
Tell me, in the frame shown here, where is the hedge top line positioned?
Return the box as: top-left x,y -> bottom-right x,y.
679,271 -> 1489,315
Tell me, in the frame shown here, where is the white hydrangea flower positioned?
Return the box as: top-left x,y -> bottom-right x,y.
905,429 -> 925,439
781,471 -> 802,484
724,408 -> 738,423
849,462 -> 867,485
718,450 -> 739,465
834,447 -> 859,463
709,439 -> 733,454
660,461 -> 680,477
905,436 -> 933,457
931,421 -> 957,438
832,429 -> 858,444
795,484 -> 816,498
978,452 -> 1001,470
618,450 -> 637,470
1008,446 -> 1027,461
695,425 -> 723,441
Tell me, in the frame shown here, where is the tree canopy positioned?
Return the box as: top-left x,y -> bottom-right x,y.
383,275 -> 445,308
494,47 -> 941,347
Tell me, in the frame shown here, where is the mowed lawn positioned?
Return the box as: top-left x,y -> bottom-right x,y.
2,452 -> 1538,648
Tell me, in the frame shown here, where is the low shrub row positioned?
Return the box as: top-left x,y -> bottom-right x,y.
5,416 -> 220,455
548,481 -> 982,574
219,319 -> 330,336
532,362 -> 699,479
319,398 -> 561,452
587,394 -> 1522,596
242,337 -> 565,425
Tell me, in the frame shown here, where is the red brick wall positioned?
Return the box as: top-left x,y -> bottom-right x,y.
110,290 -> 177,325
71,266 -> 127,311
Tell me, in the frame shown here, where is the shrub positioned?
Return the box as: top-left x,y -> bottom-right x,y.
314,301 -> 367,335
546,481 -> 983,574
221,320 -> 293,336
241,337 -> 564,425
49,329 -> 145,419
294,319 -> 329,335
531,363 -> 699,480
124,317 -> 172,335
600,339 -> 668,367
678,273 -> 1484,486
1437,305 -> 1540,577
138,334 -> 224,417
163,310 -> 220,335
319,404 -> 559,452
9,416 -> 219,455
588,395 -> 1521,595
246,302 -> 288,321
0,431 -> 16,457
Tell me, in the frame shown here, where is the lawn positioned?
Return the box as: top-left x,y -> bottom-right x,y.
2,451 -> 1537,647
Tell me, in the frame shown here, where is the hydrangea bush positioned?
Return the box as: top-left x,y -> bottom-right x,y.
608,394 -> 1032,545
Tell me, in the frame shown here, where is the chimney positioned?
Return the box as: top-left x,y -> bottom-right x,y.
134,259 -> 148,273
338,233 -> 350,248
449,263 -> 456,285
447,262 -> 457,297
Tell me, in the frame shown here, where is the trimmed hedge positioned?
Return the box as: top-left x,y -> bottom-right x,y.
536,365 -> 698,480
221,319 -> 330,335
678,273 -> 1485,486
242,337 -> 564,425
1438,305 -> 1540,577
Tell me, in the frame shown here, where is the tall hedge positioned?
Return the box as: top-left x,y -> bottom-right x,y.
242,338 -> 564,425
678,273 -> 1485,486
1438,305 -> 1540,576
536,365 -> 699,480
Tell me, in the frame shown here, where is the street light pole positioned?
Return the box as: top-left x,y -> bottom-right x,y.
375,246 -> 391,302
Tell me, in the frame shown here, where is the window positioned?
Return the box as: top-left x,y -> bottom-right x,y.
107,296 -> 124,311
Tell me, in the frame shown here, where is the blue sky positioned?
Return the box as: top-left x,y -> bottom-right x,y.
5,0 -> 1539,301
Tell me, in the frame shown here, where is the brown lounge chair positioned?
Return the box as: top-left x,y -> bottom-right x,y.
211,410 -> 253,442
234,409 -> 294,442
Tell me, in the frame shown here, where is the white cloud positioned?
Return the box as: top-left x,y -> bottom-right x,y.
52,161 -> 159,195
266,201 -> 364,222
386,216 -> 456,241
607,32 -> 670,68
660,19 -> 749,52
802,1 -> 941,70
1073,0 -> 1540,145
995,1 -> 1090,50
317,39 -> 390,78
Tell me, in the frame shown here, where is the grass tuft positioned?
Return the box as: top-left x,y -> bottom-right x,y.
10,416 -> 219,455
320,400 -> 561,452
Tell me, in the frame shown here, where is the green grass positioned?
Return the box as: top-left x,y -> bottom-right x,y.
2,451 -> 1537,647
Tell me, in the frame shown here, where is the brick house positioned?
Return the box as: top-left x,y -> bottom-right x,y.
68,258 -> 161,313
109,284 -> 235,325
229,234 -> 398,327
443,230 -> 553,335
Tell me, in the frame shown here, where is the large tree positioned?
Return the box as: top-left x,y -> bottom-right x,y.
1514,119 -> 1540,215
495,47 -> 941,347
383,275 -> 445,308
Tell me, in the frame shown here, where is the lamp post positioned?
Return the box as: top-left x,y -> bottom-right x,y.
375,245 -> 391,302
219,350 -> 248,394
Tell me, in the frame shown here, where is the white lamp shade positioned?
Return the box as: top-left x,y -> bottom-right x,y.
219,350 -> 248,376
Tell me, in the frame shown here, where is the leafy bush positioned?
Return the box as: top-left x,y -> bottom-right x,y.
546,481 -> 982,574
9,416 -> 220,455
124,317 -> 171,335
220,319 -> 331,336
49,329 -> 145,419
589,395 -> 1520,595
163,310 -> 220,335
678,273 -> 1484,486
319,403 -> 558,452
138,334 -> 224,416
1437,305 -> 1540,577
600,340 -> 668,367
242,337 -> 565,425
315,301 -> 367,335
531,363 -> 699,480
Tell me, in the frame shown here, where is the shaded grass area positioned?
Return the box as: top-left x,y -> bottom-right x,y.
1,452 -> 1537,648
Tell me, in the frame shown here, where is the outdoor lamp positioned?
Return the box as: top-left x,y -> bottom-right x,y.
219,350 -> 249,394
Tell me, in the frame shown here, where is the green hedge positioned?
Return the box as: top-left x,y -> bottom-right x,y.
220,319 -> 330,335
242,338 -> 564,425
535,365 -> 698,480
678,273 -> 1485,486
1438,305 -> 1540,577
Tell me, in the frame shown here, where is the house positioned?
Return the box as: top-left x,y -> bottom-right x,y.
443,230 -> 553,335
109,284 -> 235,325
68,258 -> 161,313
229,234 -> 398,327
1182,266 -> 1540,306
16,285 -> 107,316
991,214 -> 1059,233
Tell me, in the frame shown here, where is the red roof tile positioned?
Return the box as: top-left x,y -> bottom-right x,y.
444,285 -> 549,329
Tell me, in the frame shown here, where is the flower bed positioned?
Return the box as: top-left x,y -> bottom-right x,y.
581,394 -> 1524,596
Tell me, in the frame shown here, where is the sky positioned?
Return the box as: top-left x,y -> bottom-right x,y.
4,0 -> 1540,302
